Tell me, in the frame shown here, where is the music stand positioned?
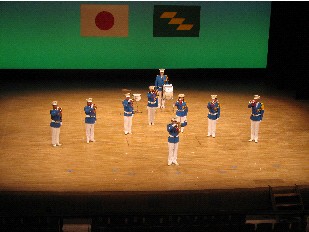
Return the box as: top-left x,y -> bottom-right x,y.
133,94 -> 142,113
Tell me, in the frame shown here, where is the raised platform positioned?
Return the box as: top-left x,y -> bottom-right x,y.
0,69 -> 308,218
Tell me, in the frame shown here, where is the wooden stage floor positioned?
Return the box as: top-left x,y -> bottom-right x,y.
0,86 -> 308,193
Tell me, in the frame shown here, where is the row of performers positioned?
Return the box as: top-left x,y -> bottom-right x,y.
50,68 -> 264,165
50,93 -> 263,140
50,92 -> 263,166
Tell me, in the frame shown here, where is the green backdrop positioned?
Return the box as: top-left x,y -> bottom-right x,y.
0,1 -> 271,69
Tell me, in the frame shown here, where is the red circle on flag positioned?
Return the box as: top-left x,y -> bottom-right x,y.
95,11 -> 114,30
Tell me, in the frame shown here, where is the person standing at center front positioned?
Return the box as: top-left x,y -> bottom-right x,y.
84,98 -> 97,143
167,117 -> 180,166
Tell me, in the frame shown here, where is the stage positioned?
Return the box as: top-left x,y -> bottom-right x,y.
0,81 -> 308,193
0,71 -> 307,224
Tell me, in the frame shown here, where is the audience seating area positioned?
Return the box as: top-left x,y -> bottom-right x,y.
90,214 -> 307,232
0,216 -> 61,232
1,186 -> 308,232
0,213 -> 307,232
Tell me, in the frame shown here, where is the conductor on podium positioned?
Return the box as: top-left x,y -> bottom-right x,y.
155,69 -> 169,109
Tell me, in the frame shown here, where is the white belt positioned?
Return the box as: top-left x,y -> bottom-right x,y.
148,101 -> 156,104
124,111 -> 132,114
86,115 -> 96,117
51,120 -> 60,123
208,112 -> 218,115
169,135 -> 179,138
252,114 -> 261,116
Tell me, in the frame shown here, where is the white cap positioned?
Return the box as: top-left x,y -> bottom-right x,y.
171,117 -> 177,122
52,101 -> 58,105
125,93 -> 131,98
159,69 -> 165,73
178,94 -> 185,98
254,95 -> 260,100
211,95 -> 217,99
86,98 -> 93,102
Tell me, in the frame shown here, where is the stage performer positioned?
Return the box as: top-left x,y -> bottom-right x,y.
84,98 -> 97,143
207,95 -> 221,138
155,68 -> 169,108
50,101 -> 62,147
248,95 -> 264,143
123,93 -> 134,135
174,94 -> 188,133
167,117 -> 180,166
147,86 -> 158,125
